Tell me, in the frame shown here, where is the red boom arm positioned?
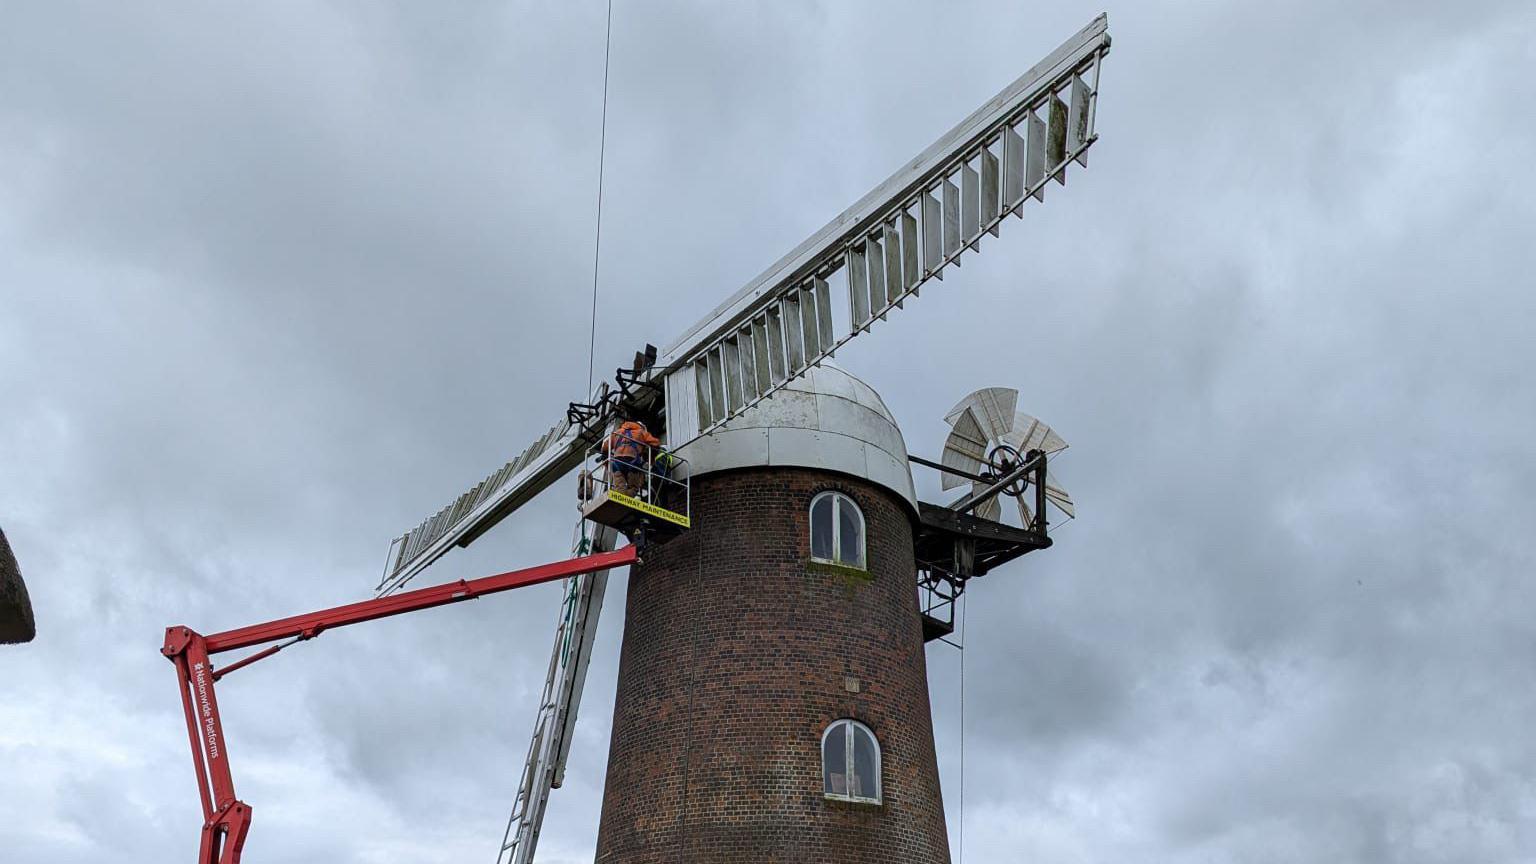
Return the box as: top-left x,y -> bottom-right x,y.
160,546 -> 637,864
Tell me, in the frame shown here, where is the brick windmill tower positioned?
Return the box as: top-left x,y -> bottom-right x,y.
595,365 -> 952,861
591,365 -> 1075,862
157,17 -> 1108,864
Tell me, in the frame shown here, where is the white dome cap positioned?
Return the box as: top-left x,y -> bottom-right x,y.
675,364 -> 917,514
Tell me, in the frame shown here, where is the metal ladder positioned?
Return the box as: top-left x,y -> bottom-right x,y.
496,523 -> 617,864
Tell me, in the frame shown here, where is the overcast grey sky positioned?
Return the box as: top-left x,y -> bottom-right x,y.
3,1 -> 1535,862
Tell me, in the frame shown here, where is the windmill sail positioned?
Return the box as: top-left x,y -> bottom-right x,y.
660,14 -> 1109,444
941,387 -> 1076,527
497,525 -> 616,864
380,15 -> 1109,596
376,417 -> 589,595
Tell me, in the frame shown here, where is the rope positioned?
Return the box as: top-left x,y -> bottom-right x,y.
585,0 -> 615,396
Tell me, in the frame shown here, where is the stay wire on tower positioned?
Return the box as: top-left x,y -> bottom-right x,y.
585,0 -> 615,397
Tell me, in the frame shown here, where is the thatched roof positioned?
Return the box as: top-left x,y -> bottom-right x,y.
0,527 -> 35,644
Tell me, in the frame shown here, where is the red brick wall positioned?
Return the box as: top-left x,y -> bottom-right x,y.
594,467 -> 950,864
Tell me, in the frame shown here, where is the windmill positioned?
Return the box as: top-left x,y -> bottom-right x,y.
159,15 -> 1110,864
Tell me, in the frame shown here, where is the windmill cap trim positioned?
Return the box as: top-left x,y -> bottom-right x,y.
674,364 -> 918,515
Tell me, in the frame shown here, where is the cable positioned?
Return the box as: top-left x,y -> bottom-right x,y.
585,0 -> 615,396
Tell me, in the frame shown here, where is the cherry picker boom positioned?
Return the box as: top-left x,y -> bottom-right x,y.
159,546 -> 638,864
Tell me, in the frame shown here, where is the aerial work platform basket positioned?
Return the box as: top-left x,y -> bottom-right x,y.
578,440 -> 690,537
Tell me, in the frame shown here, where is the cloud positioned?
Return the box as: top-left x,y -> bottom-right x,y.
3,1 -> 1534,863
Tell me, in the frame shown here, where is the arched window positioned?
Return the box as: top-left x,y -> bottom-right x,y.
822,718 -> 881,803
809,491 -> 865,570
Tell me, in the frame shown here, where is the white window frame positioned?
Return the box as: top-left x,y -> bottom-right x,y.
821,718 -> 882,804
809,490 -> 866,570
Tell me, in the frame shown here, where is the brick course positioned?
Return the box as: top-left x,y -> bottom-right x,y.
594,467 -> 950,863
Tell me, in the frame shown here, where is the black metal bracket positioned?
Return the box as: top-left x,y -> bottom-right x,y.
908,450 -> 1051,534
566,344 -> 668,440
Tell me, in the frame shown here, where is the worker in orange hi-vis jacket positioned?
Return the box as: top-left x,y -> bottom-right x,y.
602,416 -> 661,498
